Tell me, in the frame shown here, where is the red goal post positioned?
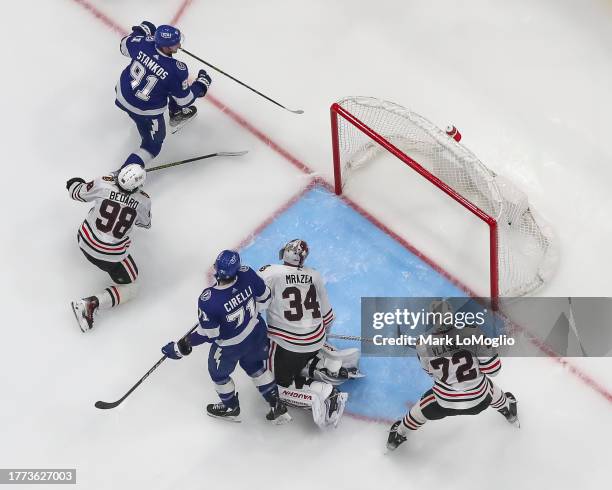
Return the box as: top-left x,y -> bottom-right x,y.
330,97 -> 557,302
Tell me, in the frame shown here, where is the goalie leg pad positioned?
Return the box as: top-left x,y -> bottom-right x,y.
278,381 -> 346,428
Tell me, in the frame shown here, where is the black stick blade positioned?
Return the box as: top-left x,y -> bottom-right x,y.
95,400 -> 121,410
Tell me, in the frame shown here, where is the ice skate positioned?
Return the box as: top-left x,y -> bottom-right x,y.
70,296 -> 98,332
386,421 -> 407,452
499,392 -> 520,428
169,106 -> 197,134
266,398 -> 292,425
206,401 -> 241,423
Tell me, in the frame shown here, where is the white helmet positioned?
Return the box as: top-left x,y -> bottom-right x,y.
117,164 -> 146,192
279,239 -> 309,267
429,299 -> 454,333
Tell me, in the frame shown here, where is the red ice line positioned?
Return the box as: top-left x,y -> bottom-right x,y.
170,0 -> 194,26
69,0 -> 612,407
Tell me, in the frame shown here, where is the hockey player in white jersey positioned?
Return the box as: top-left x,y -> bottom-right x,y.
67,165 -> 151,332
259,239 -> 355,428
387,300 -> 519,451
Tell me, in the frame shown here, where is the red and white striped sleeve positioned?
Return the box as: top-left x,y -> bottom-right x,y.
68,180 -> 90,202
478,354 -> 502,376
69,177 -> 108,203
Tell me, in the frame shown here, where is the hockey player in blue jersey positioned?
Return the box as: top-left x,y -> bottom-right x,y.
116,21 -> 212,168
162,250 -> 291,424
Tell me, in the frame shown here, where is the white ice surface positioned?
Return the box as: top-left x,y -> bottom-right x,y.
1,1 -> 611,489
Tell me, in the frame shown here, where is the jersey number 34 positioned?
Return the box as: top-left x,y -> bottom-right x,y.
282,285 -> 321,321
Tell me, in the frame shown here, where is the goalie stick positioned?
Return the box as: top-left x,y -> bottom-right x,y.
94,323 -> 199,410
180,48 -> 304,115
146,151 -> 248,173
328,333 -> 376,343
327,331 -> 416,349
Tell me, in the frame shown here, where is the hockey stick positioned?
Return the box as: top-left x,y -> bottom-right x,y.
328,332 -> 417,349
179,48 -> 304,115
94,323 -> 199,410
146,151 -> 248,173
328,333 -> 376,343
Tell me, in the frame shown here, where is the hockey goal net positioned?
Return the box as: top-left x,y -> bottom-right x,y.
330,96 -> 557,299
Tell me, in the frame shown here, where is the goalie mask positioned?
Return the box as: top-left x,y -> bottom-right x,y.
279,239 -> 309,267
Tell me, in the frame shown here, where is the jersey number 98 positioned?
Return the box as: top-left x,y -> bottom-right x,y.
96,199 -> 137,239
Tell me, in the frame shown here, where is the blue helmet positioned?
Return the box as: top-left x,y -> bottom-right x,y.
155,25 -> 182,48
214,250 -> 241,280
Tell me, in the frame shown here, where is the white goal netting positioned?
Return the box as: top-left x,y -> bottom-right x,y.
333,96 -> 558,297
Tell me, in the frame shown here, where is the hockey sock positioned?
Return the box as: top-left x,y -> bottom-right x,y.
214,378 -> 239,408
399,400 -> 429,436
96,283 -> 139,310
248,367 -> 277,403
489,381 -> 511,413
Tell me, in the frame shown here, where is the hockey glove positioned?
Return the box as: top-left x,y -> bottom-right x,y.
192,69 -> 212,98
132,21 -> 156,37
66,177 -> 85,190
161,337 -> 193,360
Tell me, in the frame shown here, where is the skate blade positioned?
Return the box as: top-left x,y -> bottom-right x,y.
270,412 -> 292,425
206,412 -> 242,423
348,371 -> 366,379
170,113 -> 198,134
70,302 -> 88,333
